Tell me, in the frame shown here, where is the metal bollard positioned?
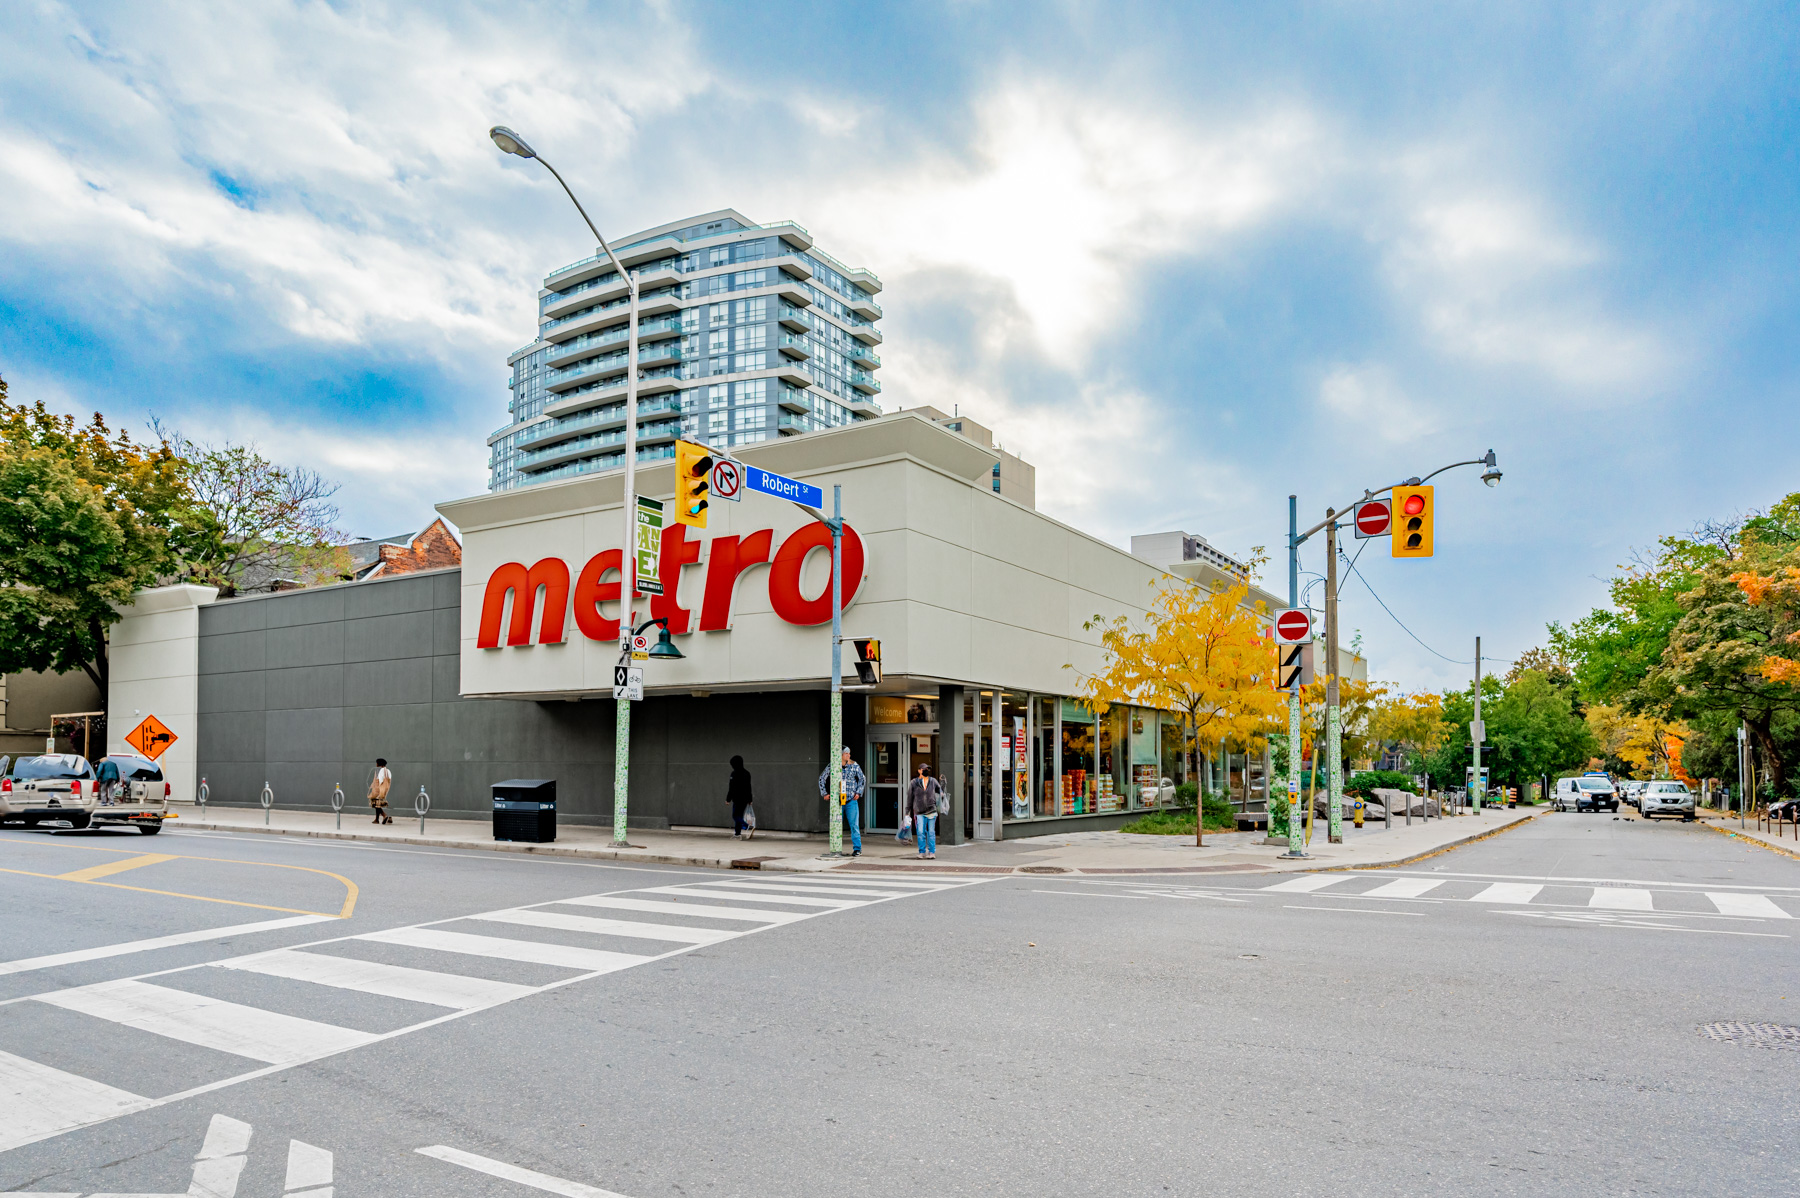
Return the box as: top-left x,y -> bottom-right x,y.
331,784 -> 345,830
197,778 -> 209,819
414,785 -> 430,835
260,781 -> 274,827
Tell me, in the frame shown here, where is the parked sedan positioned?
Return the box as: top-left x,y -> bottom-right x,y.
1639,780 -> 1696,821
0,754 -> 97,828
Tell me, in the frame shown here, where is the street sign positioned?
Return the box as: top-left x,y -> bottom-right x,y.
1469,719 -> 1485,744
125,714 -> 177,761
744,465 -> 824,509
1276,643 -> 1308,689
634,496 -> 664,595
612,665 -> 644,702
630,632 -> 650,662
1354,499 -> 1392,538
1274,609 -> 1313,643
711,457 -> 743,502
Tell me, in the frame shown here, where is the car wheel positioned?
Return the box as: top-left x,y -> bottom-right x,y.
21,817 -> 39,828
138,821 -> 162,835
63,812 -> 91,830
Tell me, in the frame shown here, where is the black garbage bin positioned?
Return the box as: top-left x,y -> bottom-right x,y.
493,779 -> 556,843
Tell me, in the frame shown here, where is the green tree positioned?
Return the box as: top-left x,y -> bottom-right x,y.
0,380 -> 188,698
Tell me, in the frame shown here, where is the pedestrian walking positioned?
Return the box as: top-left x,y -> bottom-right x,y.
818,746 -> 867,856
727,755 -> 755,839
368,758 -> 393,824
907,764 -> 942,859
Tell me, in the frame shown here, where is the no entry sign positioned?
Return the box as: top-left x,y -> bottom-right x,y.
1354,499 -> 1392,539
1275,609 -> 1313,643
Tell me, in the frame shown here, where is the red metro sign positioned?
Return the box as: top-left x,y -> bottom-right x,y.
478,522 -> 866,649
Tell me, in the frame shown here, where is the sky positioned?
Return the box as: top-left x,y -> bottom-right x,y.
2,1 -> 1797,691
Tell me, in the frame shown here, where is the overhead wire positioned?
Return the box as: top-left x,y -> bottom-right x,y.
1336,544 -> 1515,669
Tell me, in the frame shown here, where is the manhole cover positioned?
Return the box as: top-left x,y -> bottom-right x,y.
1698,1021 -> 1800,1050
1019,865 -> 1071,874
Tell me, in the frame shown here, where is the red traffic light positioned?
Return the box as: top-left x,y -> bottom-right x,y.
1402,493 -> 1425,516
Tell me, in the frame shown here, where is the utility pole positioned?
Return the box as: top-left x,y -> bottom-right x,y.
1737,722 -> 1748,826
1471,636 -> 1483,816
828,484 -> 845,856
1285,495 -> 1305,857
1324,508 -> 1344,843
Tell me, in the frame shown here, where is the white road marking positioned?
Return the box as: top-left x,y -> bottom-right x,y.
1261,875 -> 1346,893
188,1112 -> 252,1197
284,1138 -> 332,1192
636,884 -> 861,908
362,925 -> 658,971
694,879 -> 912,900
221,949 -> 536,1009
1471,883 -> 1543,904
1589,887 -> 1654,911
470,908 -> 737,946
1498,911 -> 1788,937
0,1050 -> 148,1153
36,980 -> 376,1064
1285,905 -> 1425,916
551,895 -> 809,923
417,1145 -> 632,1197
1378,868 -> 1800,893
1359,878 -> 1446,899
1707,892 -> 1792,919
0,915 -> 337,977
754,874 -> 946,890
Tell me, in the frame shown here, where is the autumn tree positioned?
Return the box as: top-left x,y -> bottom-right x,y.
1369,690 -> 1446,772
1069,577 -> 1286,845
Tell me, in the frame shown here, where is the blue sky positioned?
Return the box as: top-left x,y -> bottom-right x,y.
2,2 -> 1796,690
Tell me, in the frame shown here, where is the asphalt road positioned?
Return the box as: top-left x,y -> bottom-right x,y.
0,810 -> 1793,1196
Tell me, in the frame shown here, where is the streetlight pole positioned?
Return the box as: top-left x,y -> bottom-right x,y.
1472,636 -> 1483,815
828,484 -> 845,856
1284,495 -> 1306,857
1287,451 -> 1502,847
490,126 -> 643,848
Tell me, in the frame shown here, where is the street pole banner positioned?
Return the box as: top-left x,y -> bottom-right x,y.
634,496 -> 664,595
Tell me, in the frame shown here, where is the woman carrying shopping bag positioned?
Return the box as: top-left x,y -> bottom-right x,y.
907,764 -> 942,860
367,758 -> 393,825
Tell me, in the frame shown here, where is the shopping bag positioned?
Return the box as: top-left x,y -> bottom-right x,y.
896,814 -> 912,843
744,805 -> 756,830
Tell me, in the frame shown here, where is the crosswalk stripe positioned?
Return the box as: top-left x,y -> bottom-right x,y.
0,914 -> 338,978
474,908 -> 741,946
553,895 -> 809,924
1263,875 -> 1345,893
1706,892 -> 1792,919
758,875 -> 947,891
699,880 -> 910,900
0,1049 -> 148,1153
1359,878 -> 1446,899
637,885 -> 861,909
221,949 -> 537,1009
1471,883 -> 1543,904
1589,887 -> 1654,911
361,925 -> 657,971
36,979 -> 376,1064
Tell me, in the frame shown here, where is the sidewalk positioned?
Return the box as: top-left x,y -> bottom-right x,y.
1694,809 -> 1800,859
171,802 -> 1540,876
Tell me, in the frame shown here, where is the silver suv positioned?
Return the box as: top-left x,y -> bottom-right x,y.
1639,780 -> 1695,821
1,755 -> 97,828
93,753 -> 172,833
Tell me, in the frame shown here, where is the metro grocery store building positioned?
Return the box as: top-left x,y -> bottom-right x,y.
112,413 -> 1264,844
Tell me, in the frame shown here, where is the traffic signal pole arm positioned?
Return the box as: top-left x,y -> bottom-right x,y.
1291,451 -> 1498,549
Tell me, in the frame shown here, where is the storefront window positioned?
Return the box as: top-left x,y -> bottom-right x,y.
1129,707 -> 1163,808
1036,697 -> 1057,818
1002,691 -> 1030,821
1160,715 -> 1187,787
1059,700 -> 1095,816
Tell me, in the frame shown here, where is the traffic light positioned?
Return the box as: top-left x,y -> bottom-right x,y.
673,440 -> 712,529
1391,484 -> 1434,557
849,637 -> 881,685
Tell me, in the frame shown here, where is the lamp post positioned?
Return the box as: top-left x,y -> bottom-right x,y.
1287,450 -> 1501,844
492,125 -> 645,847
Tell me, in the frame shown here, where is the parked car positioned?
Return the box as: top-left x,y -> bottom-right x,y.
1553,774 -> 1620,812
0,754 -> 97,828
92,753 -> 172,834
1769,796 -> 1800,824
1622,781 -> 1647,809
1639,780 -> 1695,821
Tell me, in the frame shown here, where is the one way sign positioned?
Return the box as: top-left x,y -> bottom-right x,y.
613,666 -> 643,702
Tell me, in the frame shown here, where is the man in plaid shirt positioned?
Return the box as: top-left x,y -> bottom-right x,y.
818,746 -> 868,856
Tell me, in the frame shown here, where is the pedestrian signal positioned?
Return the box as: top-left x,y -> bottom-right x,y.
1391,484 -> 1434,558
849,637 -> 881,686
674,440 -> 712,529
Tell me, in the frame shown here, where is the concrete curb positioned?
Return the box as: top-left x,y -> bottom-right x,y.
178,813 -> 1541,876
1302,808 -> 1542,873
1699,819 -> 1800,863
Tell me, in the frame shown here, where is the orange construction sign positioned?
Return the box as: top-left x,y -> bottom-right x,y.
125,714 -> 178,761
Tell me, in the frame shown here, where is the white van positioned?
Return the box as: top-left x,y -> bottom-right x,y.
1554,774 -> 1619,813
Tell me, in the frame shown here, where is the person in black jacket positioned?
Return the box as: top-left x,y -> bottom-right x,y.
727,755 -> 755,839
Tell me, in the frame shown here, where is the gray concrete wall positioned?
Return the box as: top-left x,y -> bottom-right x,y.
195,567 -> 855,831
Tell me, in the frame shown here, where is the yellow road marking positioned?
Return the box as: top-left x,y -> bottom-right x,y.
0,841 -> 359,918
57,853 -> 177,882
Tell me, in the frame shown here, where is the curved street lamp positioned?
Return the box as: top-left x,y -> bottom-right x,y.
491,125 -> 647,848
1281,451 -> 1502,854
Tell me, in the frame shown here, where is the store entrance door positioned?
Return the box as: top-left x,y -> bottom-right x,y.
867,731 -> 936,833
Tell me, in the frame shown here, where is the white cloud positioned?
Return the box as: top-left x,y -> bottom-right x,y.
1318,364 -> 1443,442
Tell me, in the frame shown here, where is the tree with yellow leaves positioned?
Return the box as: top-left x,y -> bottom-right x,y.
1585,704 -> 1688,779
1369,690 -> 1446,771
1069,577 -> 1287,845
